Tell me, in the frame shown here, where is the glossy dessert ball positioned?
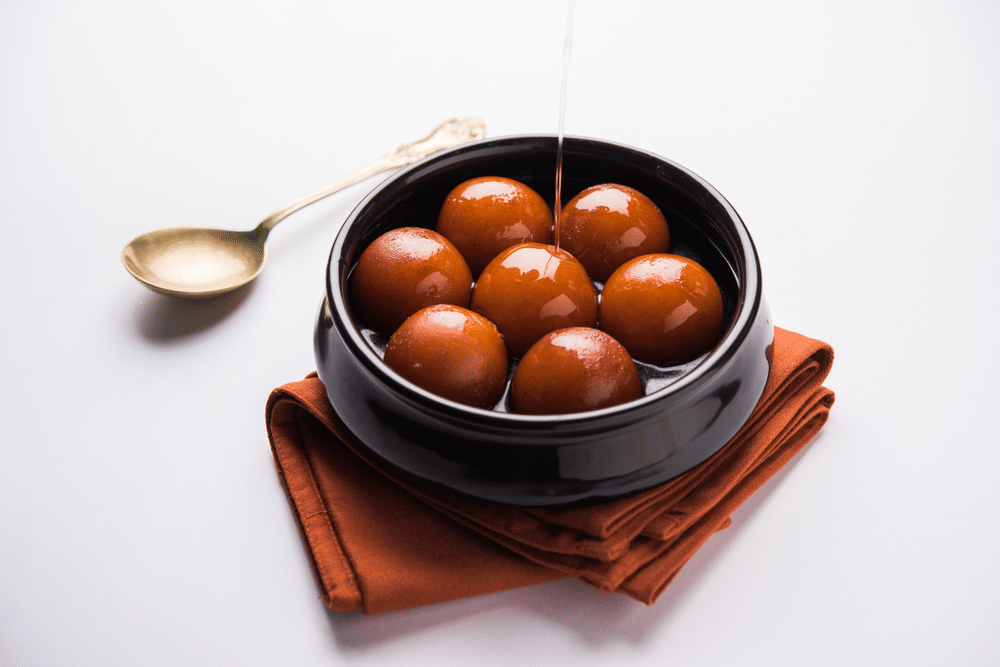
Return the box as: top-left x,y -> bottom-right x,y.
600,254 -> 724,364
471,242 -> 598,358
383,305 -> 508,409
351,227 -> 472,336
511,327 -> 642,415
559,183 -> 670,282
437,176 -> 554,276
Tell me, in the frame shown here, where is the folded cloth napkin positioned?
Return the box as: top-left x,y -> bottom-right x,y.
266,327 -> 834,614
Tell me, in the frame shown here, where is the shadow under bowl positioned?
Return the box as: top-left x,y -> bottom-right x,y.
315,135 -> 773,506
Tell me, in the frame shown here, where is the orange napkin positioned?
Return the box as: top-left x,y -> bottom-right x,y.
266,327 -> 834,614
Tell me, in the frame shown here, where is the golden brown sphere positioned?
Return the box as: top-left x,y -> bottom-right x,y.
437,176 -> 554,276
559,183 -> 670,282
383,305 -> 508,409
511,327 -> 642,415
600,254 -> 724,364
471,243 -> 598,358
351,227 -> 472,336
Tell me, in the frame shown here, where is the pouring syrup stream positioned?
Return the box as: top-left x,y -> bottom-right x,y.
554,0 -> 575,251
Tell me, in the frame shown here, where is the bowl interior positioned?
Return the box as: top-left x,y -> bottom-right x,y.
331,135 -> 753,414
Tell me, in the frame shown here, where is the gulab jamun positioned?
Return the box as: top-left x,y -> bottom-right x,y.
351,227 -> 472,336
383,304 -> 508,409
471,242 -> 598,357
559,183 -> 670,282
600,254 -> 724,364
511,327 -> 642,415
437,176 -> 554,276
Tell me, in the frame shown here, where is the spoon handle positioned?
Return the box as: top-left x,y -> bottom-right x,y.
255,117 -> 485,235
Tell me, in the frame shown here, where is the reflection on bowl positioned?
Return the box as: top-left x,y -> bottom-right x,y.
314,135 -> 773,506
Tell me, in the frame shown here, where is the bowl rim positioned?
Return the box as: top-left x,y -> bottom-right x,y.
325,134 -> 763,434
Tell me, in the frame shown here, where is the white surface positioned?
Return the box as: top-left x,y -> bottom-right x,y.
2,1 -> 999,665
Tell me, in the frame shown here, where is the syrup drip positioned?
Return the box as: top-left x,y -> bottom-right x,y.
554,0 -> 575,251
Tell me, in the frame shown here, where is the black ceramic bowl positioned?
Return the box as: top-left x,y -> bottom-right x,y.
314,135 -> 773,506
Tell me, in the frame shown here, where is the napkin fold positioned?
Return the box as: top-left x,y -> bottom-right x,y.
266,327 -> 834,614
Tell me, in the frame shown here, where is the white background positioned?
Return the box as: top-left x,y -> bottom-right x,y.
2,1 -> 999,665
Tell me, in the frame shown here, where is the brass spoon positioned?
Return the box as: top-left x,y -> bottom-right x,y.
122,117 -> 485,298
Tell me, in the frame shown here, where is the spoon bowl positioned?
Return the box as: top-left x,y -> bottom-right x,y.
122,118 -> 485,298
122,226 -> 267,298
